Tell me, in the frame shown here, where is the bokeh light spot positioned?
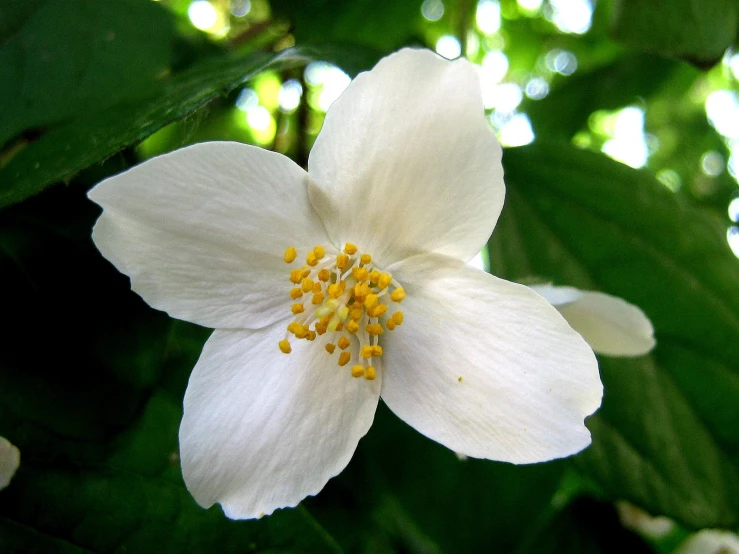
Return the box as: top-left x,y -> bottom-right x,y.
602,107 -> 648,169
476,0 -> 501,35
498,113 -> 535,146
546,0 -> 592,34
728,226 -> 739,257
188,1 -> 218,30
728,197 -> 739,222
656,169 -> 682,192
701,151 -> 724,177
421,0 -> 445,21
436,35 -> 462,59
278,79 -> 303,113
524,76 -> 549,99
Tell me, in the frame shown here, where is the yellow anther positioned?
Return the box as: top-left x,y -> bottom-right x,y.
386,319 -> 396,330
313,245 -> 325,259
338,336 -> 350,350
306,251 -> 318,266
338,351 -> 351,366
328,281 -> 345,299
344,243 -> 358,255
301,277 -> 314,293
360,253 -> 372,265
368,303 -> 388,318
306,331 -> 316,341
325,343 -> 336,354
346,320 -> 359,333
361,345 -> 374,358
284,247 -> 297,263
290,287 -> 303,300
372,345 -> 383,356
366,323 -> 384,336
312,283 -> 322,294
354,282 -> 369,303
365,366 -> 376,380
312,292 -> 325,305
290,269 -> 304,284
302,268 -> 311,278
315,321 -> 328,335
336,321 -> 344,332
352,266 -> 369,282
390,288 -> 406,302
369,270 -> 380,284
278,339 -> 292,354
391,311 -> 404,325
291,303 -> 304,315
349,306 -> 363,320
351,365 -> 365,378
318,268 -> 331,282
378,273 -> 393,289
287,321 -> 301,334
336,253 -> 349,270
364,293 -> 379,310
294,324 -> 309,339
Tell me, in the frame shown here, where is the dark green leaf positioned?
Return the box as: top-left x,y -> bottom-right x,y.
0,0 -> 177,146
270,0 -> 424,51
489,142 -> 739,528
0,47 -> 311,210
607,0 -> 738,67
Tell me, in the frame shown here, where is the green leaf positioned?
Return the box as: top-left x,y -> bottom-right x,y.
0,0 -> 177,146
607,0 -> 738,67
0,47 -> 311,211
489,142 -> 739,528
270,0 -> 424,51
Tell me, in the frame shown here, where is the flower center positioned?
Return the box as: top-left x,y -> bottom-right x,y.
278,243 -> 405,380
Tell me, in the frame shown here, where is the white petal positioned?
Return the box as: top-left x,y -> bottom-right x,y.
676,530 -> 739,554
89,142 -> 329,330
308,48 -> 504,266
179,325 -> 381,519
0,436 -> 20,490
382,255 -> 602,464
558,291 -> 656,357
530,283 -> 583,307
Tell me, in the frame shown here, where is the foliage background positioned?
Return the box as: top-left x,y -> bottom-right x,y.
1,0 -> 738,551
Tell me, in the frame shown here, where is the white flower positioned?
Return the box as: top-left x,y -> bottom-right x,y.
530,284 -> 656,356
0,436 -> 20,491
676,529 -> 739,554
88,48 -> 602,520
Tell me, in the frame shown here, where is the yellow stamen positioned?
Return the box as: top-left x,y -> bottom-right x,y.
318,268 -> 330,282
349,306 -> 363,320
294,324 -> 309,339
366,323 -> 384,336
301,277 -> 314,293
306,251 -> 318,266
325,343 -> 336,354
336,253 -> 349,270
361,345 -> 373,358
390,288 -> 406,302
315,321 -> 328,335
346,320 -> 359,333
364,293 -> 379,310
312,292 -> 325,305
378,273 -> 393,289
351,365 -> 365,378
290,269 -> 303,284
313,245 -> 325,259
372,345 -> 383,356
368,303 -> 388,318
369,270 -> 380,284
391,311 -> 404,325
386,319 -> 396,330
352,266 -> 369,282
284,247 -> 297,263
338,336 -> 351,350
291,303 -> 304,315
290,287 -> 303,300
328,281 -> 345,299
344,243 -> 358,255
278,339 -> 292,353
306,331 -> 316,341
360,253 -> 371,265
338,351 -> 351,366
365,366 -> 376,380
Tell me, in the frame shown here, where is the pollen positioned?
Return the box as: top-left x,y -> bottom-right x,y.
279,243 -> 407,379
284,247 -> 297,263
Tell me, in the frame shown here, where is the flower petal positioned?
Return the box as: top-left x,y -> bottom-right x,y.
89,142 -> 329,330
530,283 -> 583,308
179,324 -> 381,519
558,290 -> 656,357
382,255 -> 602,463
308,48 -> 504,266
0,436 -> 20,490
